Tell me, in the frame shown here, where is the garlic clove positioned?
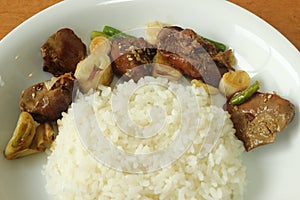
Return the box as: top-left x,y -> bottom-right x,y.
219,70 -> 250,98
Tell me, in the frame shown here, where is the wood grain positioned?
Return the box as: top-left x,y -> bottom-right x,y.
229,0 -> 300,51
0,0 -> 299,50
0,0 -> 61,39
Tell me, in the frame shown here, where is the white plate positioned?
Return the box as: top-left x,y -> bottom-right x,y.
0,0 -> 299,199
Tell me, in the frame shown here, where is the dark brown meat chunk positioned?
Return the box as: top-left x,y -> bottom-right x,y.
19,73 -> 75,123
110,37 -> 156,81
41,28 -> 87,76
225,92 -> 295,151
156,26 -> 234,87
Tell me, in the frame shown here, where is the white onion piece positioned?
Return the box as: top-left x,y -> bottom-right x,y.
74,53 -> 113,93
145,21 -> 166,44
44,76 -> 60,91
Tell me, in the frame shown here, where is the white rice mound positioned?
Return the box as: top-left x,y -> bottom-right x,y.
43,77 -> 246,200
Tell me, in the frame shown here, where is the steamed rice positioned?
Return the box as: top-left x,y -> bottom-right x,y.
43,77 -> 246,200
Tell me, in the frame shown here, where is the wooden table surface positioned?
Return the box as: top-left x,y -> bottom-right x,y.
0,0 -> 299,50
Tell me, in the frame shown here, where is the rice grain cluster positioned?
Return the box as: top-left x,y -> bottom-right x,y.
43,77 -> 246,200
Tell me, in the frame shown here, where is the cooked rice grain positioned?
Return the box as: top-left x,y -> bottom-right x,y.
43,77 -> 246,200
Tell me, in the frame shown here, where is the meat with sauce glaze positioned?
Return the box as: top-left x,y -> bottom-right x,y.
19,73 -> 75,123
41,28 -> 87,76
156,26 -> 235,87
110,37 -> 157,81
225,92 -> 295,151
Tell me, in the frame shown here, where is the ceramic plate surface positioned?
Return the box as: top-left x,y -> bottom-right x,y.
0,0 -> 299,199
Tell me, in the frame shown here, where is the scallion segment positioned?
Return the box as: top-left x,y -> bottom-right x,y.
203,37 -> 227,52
102,25 -> 135,39
230,81 -> 260,105
90,31 -> 110,40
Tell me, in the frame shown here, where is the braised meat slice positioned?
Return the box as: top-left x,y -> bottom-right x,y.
156,26 -> 235,87
225,92 -> 295,151
110,37 -> 156,81
19,73 -> 75,123
41,28 -> 87,76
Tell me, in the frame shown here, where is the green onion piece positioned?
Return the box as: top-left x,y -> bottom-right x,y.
230,81 -> 260,105
203,37 -> 227,52
102,25 -> 135,39
91,31 -> 109,40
